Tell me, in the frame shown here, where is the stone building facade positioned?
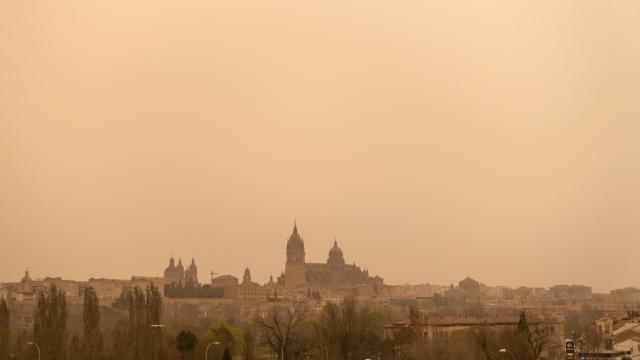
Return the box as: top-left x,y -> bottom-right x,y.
163,257 -> 198,285
278,223 -> 383,288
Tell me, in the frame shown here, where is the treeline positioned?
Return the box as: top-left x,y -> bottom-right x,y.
164,283 -> 224,299
2,284 -> 180,360
0,287 -> 565,360
254,298 -> 389,360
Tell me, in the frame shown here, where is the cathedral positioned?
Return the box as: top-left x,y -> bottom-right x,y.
163,257 -> 198,284
278,223 -> 383,288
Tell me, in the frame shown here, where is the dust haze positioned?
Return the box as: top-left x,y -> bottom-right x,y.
1,1 -> 639,293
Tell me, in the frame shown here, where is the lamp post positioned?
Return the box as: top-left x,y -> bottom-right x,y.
28,342 -> 40,360
150,324 -> 165,360
498,348 -> 516,360
205,341 -> 220,360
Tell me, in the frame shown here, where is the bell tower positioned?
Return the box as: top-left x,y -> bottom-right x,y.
284,221 -> 306,287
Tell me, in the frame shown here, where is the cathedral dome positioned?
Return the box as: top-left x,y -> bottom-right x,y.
327,240 -> 345,265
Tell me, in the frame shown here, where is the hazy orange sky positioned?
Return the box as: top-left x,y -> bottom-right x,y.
1,1 -> 639,292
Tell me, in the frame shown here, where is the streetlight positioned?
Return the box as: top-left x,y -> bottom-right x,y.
205,341 -> 220,360
150,324 -> 165,360
498,348 -> 516,360
28,342 -> 40,360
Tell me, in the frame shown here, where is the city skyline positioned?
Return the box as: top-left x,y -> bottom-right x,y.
3,2 -> 640,359
1,220 -> 631,293
2,1 -> 639,294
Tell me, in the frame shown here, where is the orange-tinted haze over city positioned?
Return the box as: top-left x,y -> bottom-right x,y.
1,1 -> 639,293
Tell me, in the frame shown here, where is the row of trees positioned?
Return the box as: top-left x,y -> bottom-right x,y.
252,300 -> 563,360
2,283 -> 247,360
23,285 -> 106,360
109,285 -> 164,359
255,298 -> 388,360
1,284 -> 167,360
1,285 -> 567,360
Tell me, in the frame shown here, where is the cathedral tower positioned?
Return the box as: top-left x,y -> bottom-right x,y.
185,258 -> 198,284
284,222 -> 306,287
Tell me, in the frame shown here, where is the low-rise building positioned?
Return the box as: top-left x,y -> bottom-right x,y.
596,312 -> 640,357
611,288 -> 640,303
383,313 -> 565,358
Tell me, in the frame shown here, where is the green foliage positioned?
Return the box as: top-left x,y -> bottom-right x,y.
200,323 -> 244,355
82,286 -> 104,359
111,291 -> 129,311
107,318 -> 130,360
69,334 -> 81,360
175,330 -> 198,359
107,284 -> 165,360
129,285 -> 163,358
33,284 -> 67,360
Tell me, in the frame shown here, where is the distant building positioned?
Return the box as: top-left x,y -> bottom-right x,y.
163,256 -> 198,285
383,313 -> 564,358
458,277 -> 480,293
237,268 -> 261,302
550,285 -> 570,300
211,275 -> 239,288
570,285 -> 592,299
278,223 -> 383,288
512,287 -> 549,301
550,284 -> 592,300
129,276 -> 166,295
443,276 -> 488,302
21,270 -> 32,283
596,317 -> 614,347
185,258 -> 198,284
597,312 -> 640,357
85,278 -> 132,304
611,288 -> 640,303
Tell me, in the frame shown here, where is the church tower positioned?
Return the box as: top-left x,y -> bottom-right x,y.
185,258 -> 198,284
284,222 -> 306,287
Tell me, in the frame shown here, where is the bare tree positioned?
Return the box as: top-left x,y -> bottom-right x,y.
242,325 -> 257,360
318,297 -> 379,360
472,325 -> 500,360
254,302 -> 310,360
506,312 -> 554,360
